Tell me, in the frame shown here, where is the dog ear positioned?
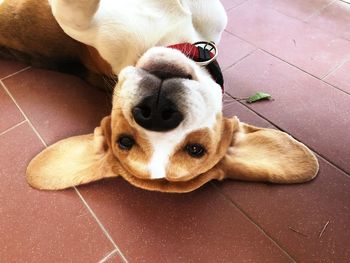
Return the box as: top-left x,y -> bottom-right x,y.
212,117 -> 319,184
26,116 -> 120,190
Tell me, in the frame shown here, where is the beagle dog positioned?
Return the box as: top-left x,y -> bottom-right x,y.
0,0 -> 319,192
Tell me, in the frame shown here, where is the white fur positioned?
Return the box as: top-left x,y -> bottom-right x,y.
49,0 -> 227,74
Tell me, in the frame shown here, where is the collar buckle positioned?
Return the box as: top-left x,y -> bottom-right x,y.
193,41 -> 219,66
167,41 -> 224,92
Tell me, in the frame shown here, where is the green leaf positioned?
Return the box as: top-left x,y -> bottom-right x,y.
246,92 -> 272,103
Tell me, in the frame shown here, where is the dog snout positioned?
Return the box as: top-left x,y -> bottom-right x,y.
132,92 -> 183,131
130,62 -> 193,131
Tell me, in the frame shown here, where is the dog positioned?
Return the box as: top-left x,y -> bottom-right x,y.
0,0 -> 319,192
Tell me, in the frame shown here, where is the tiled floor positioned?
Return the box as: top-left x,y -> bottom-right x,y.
1,0 -> 350,262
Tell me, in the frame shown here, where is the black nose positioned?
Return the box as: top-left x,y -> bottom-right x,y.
132,95 -> 183,132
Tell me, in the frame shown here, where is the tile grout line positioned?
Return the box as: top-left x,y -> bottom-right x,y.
98,248 -> 120,263
224,19 -> 350,84
259,49 -> 350,96
321,53 -> 350,80
226,0 -> 336,33
221,37 -> 350,97
0,120 -> 27,137
221,47 -> 258,72
0,66 -> 31,81
74,188 -> 128,263
311,150 -> 350,178
304,2 -> 350,44
224,93 -> 350,178
1,78 -> 128,262
220,37 -> 260,71
225,0 -> 249,11
228,0 -> 346,44
0,80 -> 48,147
211,183 -> 297,263
303,0 -> 337,22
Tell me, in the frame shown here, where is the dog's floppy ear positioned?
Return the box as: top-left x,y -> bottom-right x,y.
214,117 -> 319,183
26,116 -> 120,190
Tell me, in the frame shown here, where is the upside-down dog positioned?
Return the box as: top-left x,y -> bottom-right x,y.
0,0 -> 319,192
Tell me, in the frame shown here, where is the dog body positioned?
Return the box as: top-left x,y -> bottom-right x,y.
50,0 -> 227,74
0,0 -> 226,78
0,0 -> 319,192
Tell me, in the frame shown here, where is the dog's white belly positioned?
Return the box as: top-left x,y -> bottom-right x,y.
50,0 -> 227,74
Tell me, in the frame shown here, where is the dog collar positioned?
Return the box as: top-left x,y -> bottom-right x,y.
168,42 -> 224,92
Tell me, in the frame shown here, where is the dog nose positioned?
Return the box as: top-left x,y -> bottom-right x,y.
132,94 -> 183,132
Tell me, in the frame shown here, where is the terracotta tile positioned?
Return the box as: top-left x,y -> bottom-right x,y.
226,2 -> 350,78
3,68 -> 111,145
0,84 -> 24,133
223,98 -> 275,128
307,1 -> 350,40
220,0 -> 247,10
251,0 -> 333,20
220,82 -> 350,261
0,123 -> 114,262
224,50 -> 350,174
222,92 -> 236,111
217,158 -> 350,262
0,59 -> 28,79
102,251 -> 125,263
324,59 -> 350,94
78,179 -> 291,262
218,31 -> 256,70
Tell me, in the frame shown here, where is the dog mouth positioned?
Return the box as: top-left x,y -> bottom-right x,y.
118,166 -> 219,193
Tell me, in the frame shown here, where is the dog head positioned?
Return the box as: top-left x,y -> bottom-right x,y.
26,46 -> 319,192
113,46 -> 226,181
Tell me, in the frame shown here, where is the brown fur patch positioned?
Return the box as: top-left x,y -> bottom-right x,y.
166,115 -> 235,181
0,0 -> 81,62
80,46 -> 114,76
0,0 -> 114,88
110,111 -> 153,179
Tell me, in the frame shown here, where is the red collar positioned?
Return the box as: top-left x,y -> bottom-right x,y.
167,42 -> 224,92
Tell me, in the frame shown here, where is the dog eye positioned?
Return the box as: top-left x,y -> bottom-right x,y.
117,135 -> 135,150
185,144 -> 206,158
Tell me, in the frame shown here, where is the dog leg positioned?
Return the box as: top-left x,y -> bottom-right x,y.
49,0 -> 118,72
49,0 -> 100,31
